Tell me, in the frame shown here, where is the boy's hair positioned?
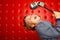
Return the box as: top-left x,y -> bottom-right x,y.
23,16 -> 35,30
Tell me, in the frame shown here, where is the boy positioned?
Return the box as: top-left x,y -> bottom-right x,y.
23,11 -> 60,40
23,1 -> 60,40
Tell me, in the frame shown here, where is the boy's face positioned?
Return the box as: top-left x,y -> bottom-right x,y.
25,14 -> 40,28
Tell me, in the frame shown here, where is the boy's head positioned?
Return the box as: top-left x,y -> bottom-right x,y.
23,14 -> 40,30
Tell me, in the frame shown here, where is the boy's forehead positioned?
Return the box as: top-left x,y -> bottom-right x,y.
25,15 -> 31,21
27,14 -> 38,16
25,15 -> 32,20
26,15 -> 31,18
25,14 -> 39,19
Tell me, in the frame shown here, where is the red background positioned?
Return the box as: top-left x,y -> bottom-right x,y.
0,0 -> 60,40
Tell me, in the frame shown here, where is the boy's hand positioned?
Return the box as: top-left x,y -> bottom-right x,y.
53,11 -> 60,19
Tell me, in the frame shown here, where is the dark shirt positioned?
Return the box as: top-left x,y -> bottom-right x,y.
35,19 -> 60,40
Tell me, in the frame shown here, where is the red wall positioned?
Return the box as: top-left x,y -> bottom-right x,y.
0,0 -> 60,40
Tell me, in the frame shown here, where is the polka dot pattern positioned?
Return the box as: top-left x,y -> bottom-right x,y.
0,0 -> 60,40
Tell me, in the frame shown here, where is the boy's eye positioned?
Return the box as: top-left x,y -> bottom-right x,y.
34,16 -> 37,19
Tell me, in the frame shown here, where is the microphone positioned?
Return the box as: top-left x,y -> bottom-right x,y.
30,2 -> 44,10
30,2 -> 39,10
30,1 -> 53,13
38,2 -> 44,7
